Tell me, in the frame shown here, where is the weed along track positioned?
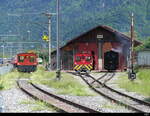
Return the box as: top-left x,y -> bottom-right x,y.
69,72 -> 150,113
17,79 -> 101,113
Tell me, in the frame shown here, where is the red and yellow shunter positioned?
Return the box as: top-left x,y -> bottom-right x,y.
16,53 -> 38,72
74,52 -> 94,72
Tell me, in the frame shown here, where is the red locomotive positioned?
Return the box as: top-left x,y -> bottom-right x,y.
74,51 -> 94,72
16,53 -> 38,72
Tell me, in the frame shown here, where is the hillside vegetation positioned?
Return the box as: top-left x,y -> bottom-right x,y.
0,0 -> 149,47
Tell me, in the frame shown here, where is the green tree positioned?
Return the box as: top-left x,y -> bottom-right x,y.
135,37 -> 150,51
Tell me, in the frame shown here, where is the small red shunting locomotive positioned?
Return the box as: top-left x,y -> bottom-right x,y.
74,51 -> 94,72
16,53 -> 38,72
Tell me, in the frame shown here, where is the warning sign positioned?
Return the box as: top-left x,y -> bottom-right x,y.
42,35 -> 49,41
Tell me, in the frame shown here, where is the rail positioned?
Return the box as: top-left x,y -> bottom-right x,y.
69,72 -> 150,113
17,79 -> 101,113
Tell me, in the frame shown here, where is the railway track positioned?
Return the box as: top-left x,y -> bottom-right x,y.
69,72 -> 150,113
17,79 -> 101,113
90,73 -> 114,86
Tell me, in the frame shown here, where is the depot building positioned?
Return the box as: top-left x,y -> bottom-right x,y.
51,25 -> 142,72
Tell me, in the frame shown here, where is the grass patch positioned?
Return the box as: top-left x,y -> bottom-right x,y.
0,65 -> 96,96
30,66 -> 96,96
19,99 -> 58,112
0,78 -> 4,90
102,102 -> 126,110
116,69 -> 150,97
0,69 -> 31,90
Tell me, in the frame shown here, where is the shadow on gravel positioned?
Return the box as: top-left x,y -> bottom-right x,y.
144,98 -> 150,103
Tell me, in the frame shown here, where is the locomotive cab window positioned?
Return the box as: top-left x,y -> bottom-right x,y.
85,56 -> 91,61
18,56 -> 24,62
76,56 -> 81,62
30,56 -> 35,62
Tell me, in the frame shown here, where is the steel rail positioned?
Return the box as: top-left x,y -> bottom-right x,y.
88,73 -> 150,110
69,72 -> 150,113
88,73 -> 150,107
17,79 -> 101,113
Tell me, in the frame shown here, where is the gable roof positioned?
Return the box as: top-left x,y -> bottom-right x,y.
52,25 -> 142,54
64,25 -> 142,47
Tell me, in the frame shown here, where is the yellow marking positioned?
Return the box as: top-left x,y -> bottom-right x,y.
74,65 -> 78,70
88,65 -> 93,69
84,65 -> 91,71
74,65 -> 79,70
74,64 -> 93,71
77,65 -> 83,70
42,35 -> 49,41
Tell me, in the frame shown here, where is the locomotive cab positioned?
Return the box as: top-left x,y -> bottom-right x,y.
16,53 -> 38,72
74,52 -> 93,72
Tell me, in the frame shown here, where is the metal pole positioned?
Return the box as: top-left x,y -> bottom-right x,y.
48,16 -> 51,71
131,13 -> 134,70
56,0 -> 61,80
27,30 -> 30,41
128,12 -> 136,80
2,44 -> 4,64
43,13 -> 52,71
11,46 -> 12,58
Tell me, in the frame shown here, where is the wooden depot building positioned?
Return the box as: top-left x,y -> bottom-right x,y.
51,25 -> 142,72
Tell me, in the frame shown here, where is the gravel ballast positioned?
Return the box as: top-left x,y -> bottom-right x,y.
0,95 -> 4,112
91,72 -> 147,100
0,72 -> 146,113
0,88 -> 55,113
36,83 -> 135,113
